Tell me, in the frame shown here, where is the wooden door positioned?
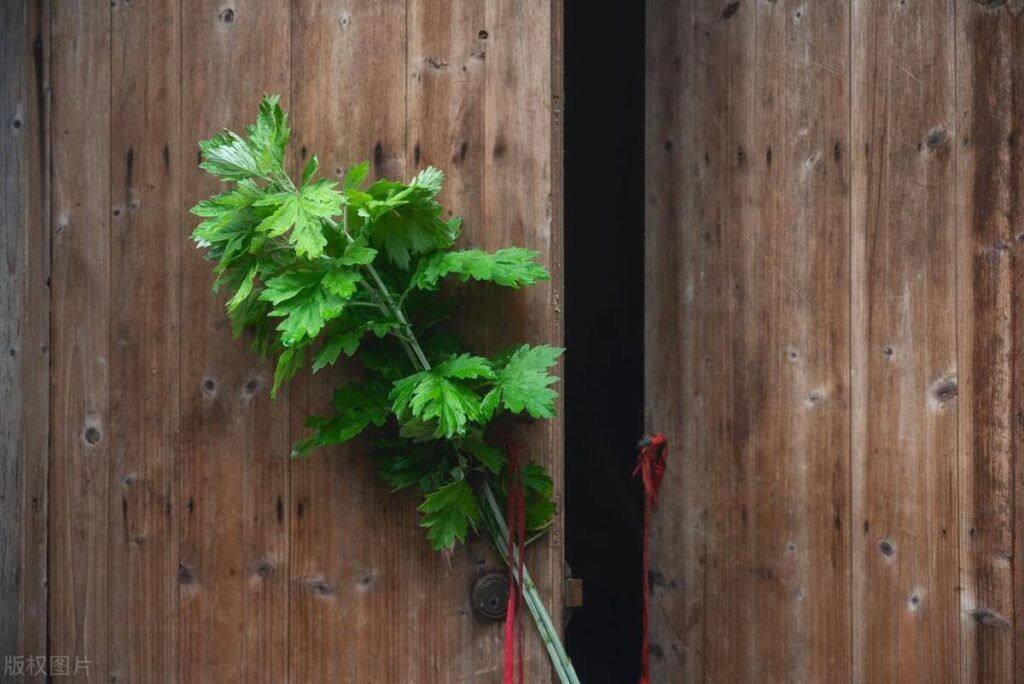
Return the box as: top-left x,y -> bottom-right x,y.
2,1 -> 563,681
646,1 -> 1024,682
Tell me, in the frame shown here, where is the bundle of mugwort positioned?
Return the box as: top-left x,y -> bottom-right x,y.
190,96 -> 579,683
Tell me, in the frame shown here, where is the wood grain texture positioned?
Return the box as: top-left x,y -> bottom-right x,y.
32,2 -> 562,679
0,0 -> 27,658
49,0 -> 112,679
108,0 -> 181,679
481,4 -> 565,675
956,4 -> 1024,682
0,0 -> 49,675
406,0 -> 504,676
646,0 -> 851,680
747,1 -> 852,680
288,2 -> 411,681
645,0 -> 704,680
19,0 -> 51,673
851,1 -> 959,681
178,2 -> 291,681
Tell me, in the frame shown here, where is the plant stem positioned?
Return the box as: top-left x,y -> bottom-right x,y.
484,484 -> 580,684
328,211 -> 577,683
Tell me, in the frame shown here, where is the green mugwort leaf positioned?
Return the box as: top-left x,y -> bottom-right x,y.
418,477 -> 480,550
198,130 -> 262,180
484,344 -> 564,420
412,248 -> 550,290
302,153 -> 319,185
344,161 -> 370,191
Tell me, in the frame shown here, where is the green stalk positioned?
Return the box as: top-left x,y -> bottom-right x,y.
328,212 -> 577,683
483,484 -> 580,684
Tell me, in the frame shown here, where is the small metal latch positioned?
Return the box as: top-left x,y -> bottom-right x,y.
565,578 -> 584,608
471,571 -> 510,622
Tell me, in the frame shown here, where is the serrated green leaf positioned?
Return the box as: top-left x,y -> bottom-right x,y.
412,248 -> 550,290
269,287 -> 344,346
255,197 -> 300,237
253,181 -> 343,259
433,353 -> 495,380
487,344 -> 564,419
390,369 -> 482,439
259,271 -> 314,305
292,380 -> 390,456
520,463 -> 556,532
461,437 -> 505,474
361,168 -> 459,269
301,153 -> 319,185
411,166 -> 444,194
245,95 -> 290,175
198,130 -> 262,180
398,419 -> 439,443
227,263 -> 259,312
371,211 -> 459,270
418,477 -> 480,550
344,161 -> 370,191
374,439 -> 451,491
338,237 -> 378,266
321,268 -> 361,299
312,329 -> 363,371
271,344 -> 305,399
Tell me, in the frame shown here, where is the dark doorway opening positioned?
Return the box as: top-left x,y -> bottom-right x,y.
564,1 -> 646,681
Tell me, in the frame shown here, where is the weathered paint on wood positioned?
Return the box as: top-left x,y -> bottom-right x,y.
647,0 -> 1024,682
7,1 -> 562,681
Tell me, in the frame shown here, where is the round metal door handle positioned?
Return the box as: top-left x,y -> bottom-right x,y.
471,571 -> 509,622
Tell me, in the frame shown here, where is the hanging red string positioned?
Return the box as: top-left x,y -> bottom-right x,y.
634,433 -> 668,684
503,436 -> 527,684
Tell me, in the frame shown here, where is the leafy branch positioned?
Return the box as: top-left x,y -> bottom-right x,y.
192,96 -> 578,681
191,91 -> 565,583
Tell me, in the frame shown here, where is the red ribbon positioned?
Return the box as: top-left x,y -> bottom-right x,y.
634,433 -> 668,684
504,437 -> 526,684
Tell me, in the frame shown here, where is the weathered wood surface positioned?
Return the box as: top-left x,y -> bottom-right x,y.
7,1 -> 562,681
49,1 -> 112,681
179,2 -> 292,681
647,0 -> 851,680
109,0 -> 182,679
956,4 -> 1024,682
1,0 -> 49,675
647,0 -> 1024,682
852,1 -> 958,681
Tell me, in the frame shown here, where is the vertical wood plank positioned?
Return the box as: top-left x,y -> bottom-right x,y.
851,0 -> 959,681
0,0 -> 50,669
0,0 -> 28,658
481,1 -> 564,678
747,1 -> 852,679
49,0 -> 111,680
956,4 -> 1024,682
288,2 -> 412,681
679,4 -> 758,682
644,0 -> 706,680
179,2 -> 291,681
647,0 -> 851,680
20,0 -> 52,673
406,0 -> 508,677
108,0 -> 180,679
